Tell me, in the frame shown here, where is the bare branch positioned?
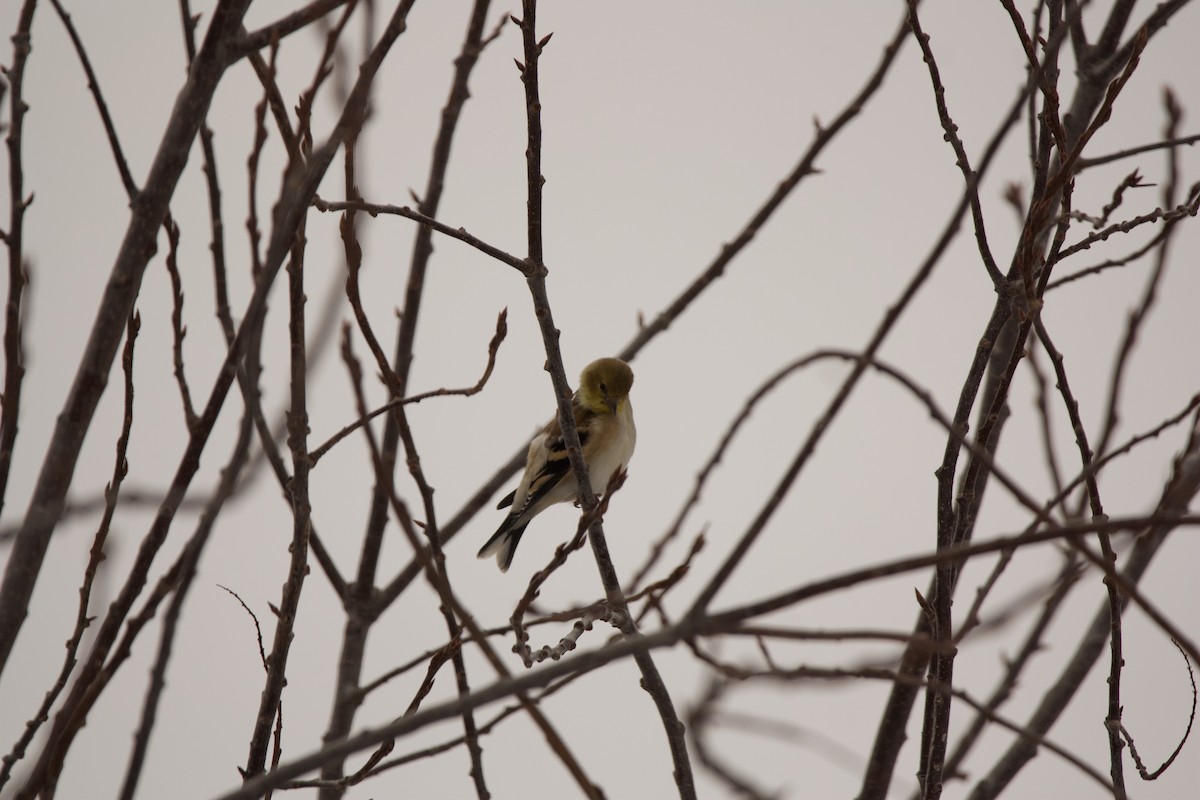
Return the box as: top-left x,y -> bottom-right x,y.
47,0 -> 139,197
0,312 -> 138,791
1118,639 -> 1197,781
907,0 -> 1004,286
514,3 -> 694,795
312,196 -> 531,273
311,308 -> 507,464
0,0 -> 35,539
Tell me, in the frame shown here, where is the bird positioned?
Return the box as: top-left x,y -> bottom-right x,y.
477,357 -> 636,572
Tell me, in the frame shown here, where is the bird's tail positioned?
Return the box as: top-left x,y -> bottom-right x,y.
476,515 -> 529,573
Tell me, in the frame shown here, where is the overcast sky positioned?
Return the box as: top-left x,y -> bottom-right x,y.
2,2 -> 1199,798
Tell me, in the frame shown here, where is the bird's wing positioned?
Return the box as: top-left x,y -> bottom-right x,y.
511,400 -> 601,516
496,489 -> 517,510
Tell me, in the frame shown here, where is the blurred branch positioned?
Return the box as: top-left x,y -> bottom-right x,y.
691,664 -> 1115,795
0,0 -> 35,540
235,0 -> 355,55
0,487 -> 225,543
688,679 -> 776,800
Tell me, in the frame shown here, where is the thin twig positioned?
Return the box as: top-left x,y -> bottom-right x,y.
162,217 -> 198,429
312,196 -> 530,272
1051,186 -> 1200,263
1027,346 -> 1066,497
48,0 -> 139,197
0,313 -> 137,791
236,0 -> 355,55
1075,131 -> 1200,170
907,0 -> 1004,287
217,585 -> 269,668
511,472 -> 625,666
1118,639 -> 1197,781
241,200 -> 315,782
311,308 -> 507,464
120,400 -> 257,800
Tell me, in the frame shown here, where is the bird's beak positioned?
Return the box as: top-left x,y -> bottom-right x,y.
605,394 -> 618,414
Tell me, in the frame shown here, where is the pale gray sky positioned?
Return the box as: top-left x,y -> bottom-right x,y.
2,2 -> 1199,798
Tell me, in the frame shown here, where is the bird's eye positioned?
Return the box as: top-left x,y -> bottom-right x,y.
600,382 -> 608,393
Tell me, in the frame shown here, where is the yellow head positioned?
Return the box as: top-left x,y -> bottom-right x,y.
578,358 -> 634,414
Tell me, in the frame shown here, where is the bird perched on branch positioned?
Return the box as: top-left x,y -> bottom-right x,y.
478,357 -> 636,572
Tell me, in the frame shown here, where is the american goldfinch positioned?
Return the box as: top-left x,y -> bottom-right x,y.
478,357 -> 636,572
